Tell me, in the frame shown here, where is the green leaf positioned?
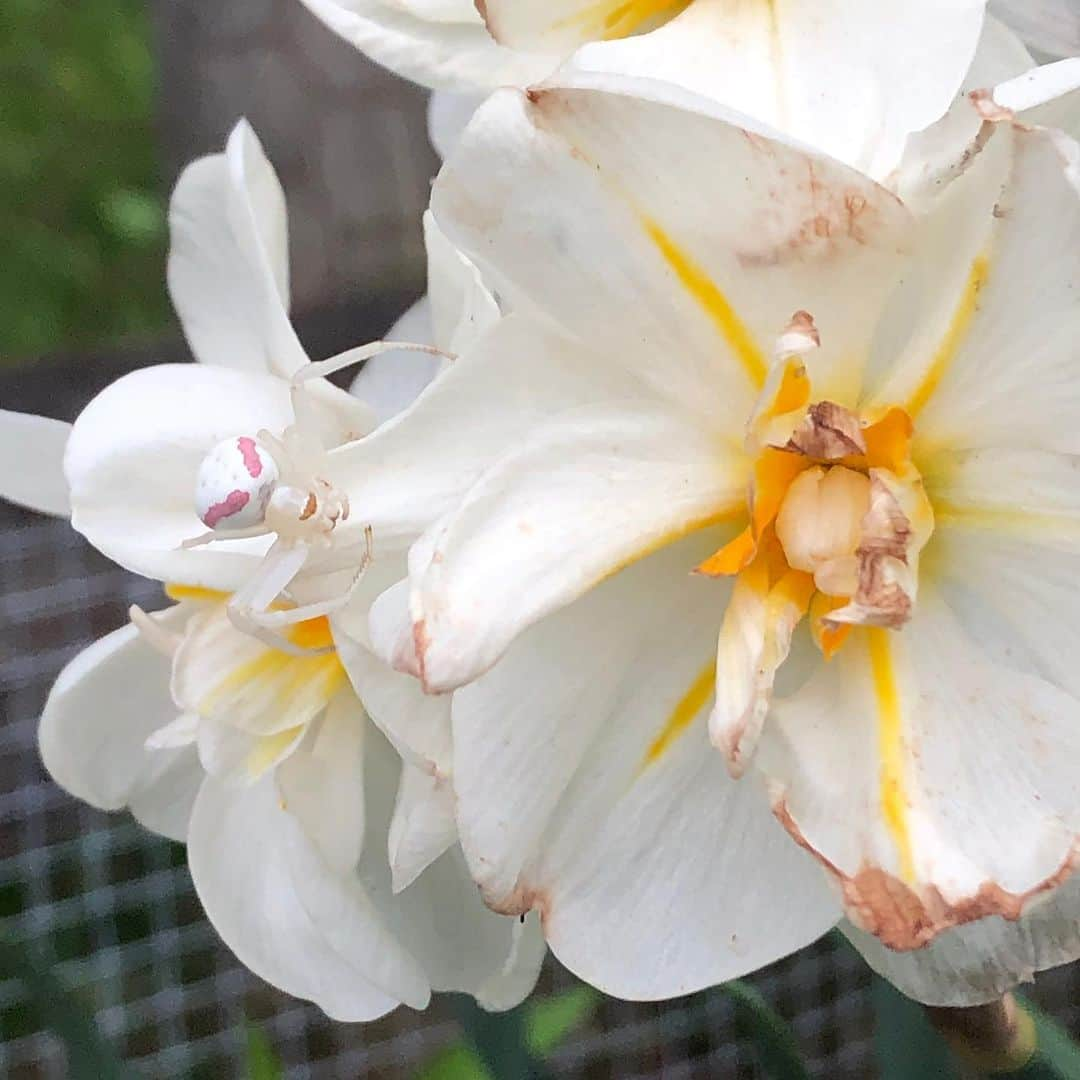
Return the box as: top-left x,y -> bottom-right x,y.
526,985 -> 600,1056
0,933 -> 133,1080
719,980 -> 812,1080
98,189 -> 166,246
415,1043 -> 492,1080
425,987 -> 599,1080
872,975 -> 961,1080
244,1022 -> 285,1080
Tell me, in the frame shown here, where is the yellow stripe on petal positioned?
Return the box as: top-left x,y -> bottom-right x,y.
905,255 -> 990,419
247,725 -> 305,780
165,583 -> 230,605
932,501 -> 1080,542
809,593 -> 851,660
601,0 -> 692,37
642,660 -> 717,769
600,503 -> 746,586
199,616 -> 346,733
642,217 -> 769,388
553,0 -> 692,39
867,628 -> 915,884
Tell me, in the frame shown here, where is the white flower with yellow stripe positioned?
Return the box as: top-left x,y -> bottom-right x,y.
300,0 -> 992,180
364,72 -> 1080,1005
0,118 -> 544,1019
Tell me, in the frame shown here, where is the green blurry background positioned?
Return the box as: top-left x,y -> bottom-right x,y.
2,0 -> 169,362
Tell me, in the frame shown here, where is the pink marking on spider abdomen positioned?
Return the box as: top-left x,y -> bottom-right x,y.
201,489 -> 250,527
237,436 -> 263,477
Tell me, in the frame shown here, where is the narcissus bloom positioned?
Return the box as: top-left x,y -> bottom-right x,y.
0,119 -> 543,1019
300,0 -> 991,179
367,72 -> 1080,1004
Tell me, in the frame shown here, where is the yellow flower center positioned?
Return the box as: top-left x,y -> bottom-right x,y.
696,357 -> 932,658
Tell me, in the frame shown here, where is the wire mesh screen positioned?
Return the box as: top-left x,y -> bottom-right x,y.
2,350 -> 1080,1079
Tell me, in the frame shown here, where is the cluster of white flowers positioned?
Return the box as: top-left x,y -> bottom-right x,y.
3,0 -> 1080,1022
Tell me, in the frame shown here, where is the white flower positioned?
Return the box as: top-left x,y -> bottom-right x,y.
366,73 -> 1080,1005
294,0 -> 551,92
302,0 -> 991,180
0,119 -> 543,1019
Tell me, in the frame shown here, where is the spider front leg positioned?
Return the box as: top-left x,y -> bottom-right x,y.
291,342 -> 454,388
224,542 -> 323,656
225,527 -> 374,654
234,527 -> 374,632
289,342 -> 456,446
181,523 -> 272,549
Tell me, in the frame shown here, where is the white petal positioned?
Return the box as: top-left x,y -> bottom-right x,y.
422,210 -> 500,355
359,728 -> 547,1009
710,561 -> 812,778
868,123 -> 1080,455
412,403 -> 745,691
992,57 -> 1080,142
127,746 -> 203,842
39,609 -> 202,842
759,591 -> 1080,952
989,0 -> 1080,58
294,0 -> 553,91
168,120 -> 309,379
63,364 -> 357,590
145,711 -> 199,750
427,89 -> 486,160
173,605 -> 347,737
277,694 -> 368,875
364,577 -> 424,678
331,313 -> 653,546
336,589 -> 454,775
452,533 -> 839,999
188,770 -> 431,1020
926,446 -> 1080,703
888,16 -> 1033,208
348,297 -> 440,427
846,869 -> 1080,1006
387,762 -> 457,892
349,214 -> 497,425
560,0 -> 987,180
197,717 -> 306,785
0,410 -> 71,517
434,80 -> 913,421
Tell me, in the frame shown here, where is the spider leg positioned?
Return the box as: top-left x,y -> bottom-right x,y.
128,605 -> 183,657
300,534 -> 374,575
225,543 -> 329,655
228,604 -> 332,657
255,429 -> 290,469
181,524 -> 271,549
291,341 -> 454,388
243,526 -> 374,629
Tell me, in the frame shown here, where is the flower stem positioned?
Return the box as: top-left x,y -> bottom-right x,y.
925,994 -> 1037,1073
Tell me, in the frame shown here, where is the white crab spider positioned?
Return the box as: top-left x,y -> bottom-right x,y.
181,340 -> 452,656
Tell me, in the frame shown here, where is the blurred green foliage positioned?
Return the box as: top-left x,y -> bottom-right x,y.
1,0 -> 170,362
244,1023 -> 285,1080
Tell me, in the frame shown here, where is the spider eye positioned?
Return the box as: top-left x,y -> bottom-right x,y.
194,436 -> 279,530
